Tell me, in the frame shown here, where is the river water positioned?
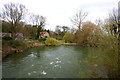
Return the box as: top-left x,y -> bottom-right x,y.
2,45 -> 108,78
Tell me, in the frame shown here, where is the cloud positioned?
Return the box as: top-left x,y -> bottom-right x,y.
0,0 -> 119,30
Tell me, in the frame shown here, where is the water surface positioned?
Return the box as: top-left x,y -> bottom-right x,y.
2,45 -> 108,78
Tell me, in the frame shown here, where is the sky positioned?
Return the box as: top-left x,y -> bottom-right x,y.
0,0 -> 119,31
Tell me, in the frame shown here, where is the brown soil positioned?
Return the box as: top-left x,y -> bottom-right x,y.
1,42 -> 45,61
34,42 -> 45,46
2,44 -> 17,59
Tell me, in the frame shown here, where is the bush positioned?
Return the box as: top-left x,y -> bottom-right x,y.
98,34 -> 118,77
45,37 -> 60,46
2,36 -> 13,40
63,32 -> 73,43
10,40 -> 26,48
38,38 -> 46,42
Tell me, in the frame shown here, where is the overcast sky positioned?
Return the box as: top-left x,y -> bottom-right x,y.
0,0 -> 119,30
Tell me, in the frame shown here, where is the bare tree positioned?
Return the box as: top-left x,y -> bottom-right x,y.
1,3 -> 27,38
71,10 -> 88,31
55,25 -> 61,34
29,13 -> 36,25
104,8 -> 118,36
33,15 -> 46,39
62,26 -> 69,33
109,8 -> 118,35
29,14 -> 46,27
32,14 -> 46,28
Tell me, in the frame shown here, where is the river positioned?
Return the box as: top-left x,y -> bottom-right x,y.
2,45 -> 108,78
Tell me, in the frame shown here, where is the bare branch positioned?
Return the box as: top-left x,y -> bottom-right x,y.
1,3 -> 27,37
71,9 -> 88,30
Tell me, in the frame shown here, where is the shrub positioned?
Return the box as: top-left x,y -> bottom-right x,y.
38,38 -> 46,42
45,37 -> 60,46
98,34 -> 118,77
2,36 -> 13,40
10,40 -> 26,48
63,32 -> 73,43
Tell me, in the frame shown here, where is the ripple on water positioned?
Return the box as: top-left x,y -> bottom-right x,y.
34,53 -> 37,54
29,54 -> 34,57
31,52 -> 34,54
60,66 -> 61,68
50,62 -> 54,64
33,71 -> 37,73
31,64 -> 34,66
54,64 -> 59,67
56,61 -> 61,63
28,73 -> 31,75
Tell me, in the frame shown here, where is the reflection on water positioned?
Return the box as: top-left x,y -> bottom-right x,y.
2,45 -> 108,78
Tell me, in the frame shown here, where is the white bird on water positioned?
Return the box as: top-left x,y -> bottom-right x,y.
50,62 -> 54,64
41,71 -> 47,75
55,57 -> 59,60
56,61 -> 61,63
54,64 -> 59,67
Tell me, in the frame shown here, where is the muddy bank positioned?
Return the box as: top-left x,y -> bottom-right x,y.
1,42 -> 45,61
2,44 -> 22,59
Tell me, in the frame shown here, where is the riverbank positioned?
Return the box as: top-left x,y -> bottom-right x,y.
2,40 -> 45,61
61,43 -> 77,46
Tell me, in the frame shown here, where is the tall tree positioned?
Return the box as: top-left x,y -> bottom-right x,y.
104,8 -> 118,36
1,3 -> 27,38
55,25 -> 62,39
33,15 -> 46,39
71,10 -> 88,31
55,25 -> 62,35
109,8 -> 118,35
62,26 -> 69,33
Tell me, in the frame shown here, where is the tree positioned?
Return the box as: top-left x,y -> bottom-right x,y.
1,3 -> 27,38
55,25 -> 62,39
29,13 -> 36,25
71,10 -> 88,31
2,20 -> 10,33
55,25 -> 61,34
22,25 -> 37,39
62,26 -> 69,33
63,32 -> 73,43
35,15 -> 46,27
95,18 -> 103,29
33,15 -> 46,39
49,30 -> 57,38
70,26 -> 77,34
109,8 -> 118,35
74,21 -> 100,45
104,8 -> 118,37
82,21 -> 101,46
